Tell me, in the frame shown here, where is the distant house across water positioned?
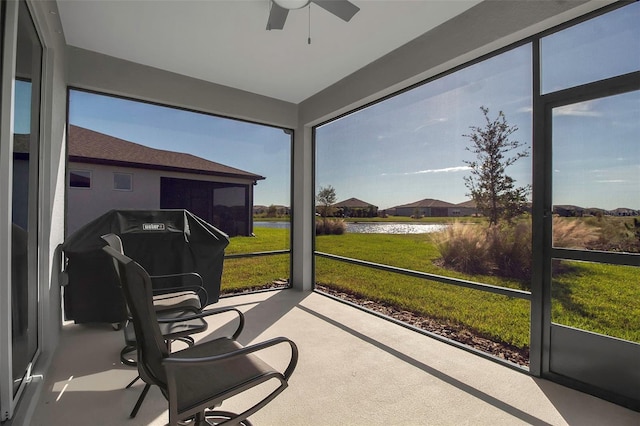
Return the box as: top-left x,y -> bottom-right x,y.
65,125 -> 264,236
392,198 -> 478,217
332,197 -> 378,218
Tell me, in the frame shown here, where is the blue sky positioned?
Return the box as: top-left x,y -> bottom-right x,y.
22,3 -> 636,211
316,4 -> 639,211
67,90 -> 292,207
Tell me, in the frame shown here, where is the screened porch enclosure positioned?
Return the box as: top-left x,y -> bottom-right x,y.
160,177 -> 253,237
1,1 -> 639,424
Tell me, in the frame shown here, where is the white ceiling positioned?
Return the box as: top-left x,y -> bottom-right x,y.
56,0 -> 481,103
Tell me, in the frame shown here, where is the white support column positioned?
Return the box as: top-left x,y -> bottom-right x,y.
290,124 -> 313,291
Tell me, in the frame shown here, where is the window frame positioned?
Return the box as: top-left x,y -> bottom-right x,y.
112,172 -> 133,191
311,0 -> 640,382
68,169 -> 92,189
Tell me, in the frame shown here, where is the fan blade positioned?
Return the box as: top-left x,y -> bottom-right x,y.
266,2 -> 289,30
312,0 -> 360,22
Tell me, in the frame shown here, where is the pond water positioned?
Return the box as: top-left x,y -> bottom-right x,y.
254,221 -> 447,234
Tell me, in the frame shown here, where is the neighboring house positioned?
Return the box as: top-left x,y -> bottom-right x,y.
332,197 -> 378,218
553,204 -> 585,217
393,198 -> 456,217
612,207 -> 639,216
452,200 -> 478,217
254,204 -> 290,217
66,125 -> 265,236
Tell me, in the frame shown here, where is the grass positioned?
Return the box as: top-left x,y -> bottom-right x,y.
315,231 -> 531,348
225,227 -> 290,254
552,260 -> 640,342
220,227 -> 290,293
316,257 -> 531,348
220,224 -> 640,349
221,254 -> 289,293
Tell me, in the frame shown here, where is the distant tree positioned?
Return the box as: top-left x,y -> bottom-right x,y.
316,185 -> 337,218
463,107 -> 531,225
267,204 -> 277,217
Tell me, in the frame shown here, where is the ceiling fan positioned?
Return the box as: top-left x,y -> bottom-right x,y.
266,0 -> 360,30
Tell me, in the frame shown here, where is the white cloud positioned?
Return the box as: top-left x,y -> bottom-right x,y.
554,100 -> 602,117
410,166 -> 471,175
413,118 -> 448,132
381,166 -> 471,177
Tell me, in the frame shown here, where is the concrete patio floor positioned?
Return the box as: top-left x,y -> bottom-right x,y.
30,290 -> 639,425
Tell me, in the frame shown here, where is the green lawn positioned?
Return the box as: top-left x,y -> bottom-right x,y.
225,227 -> 290,254
220,227 -> 290,292
552,260 -> 640,342
221,226 -> 639,349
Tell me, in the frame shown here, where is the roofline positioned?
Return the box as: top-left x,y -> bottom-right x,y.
68,156 -> 266,181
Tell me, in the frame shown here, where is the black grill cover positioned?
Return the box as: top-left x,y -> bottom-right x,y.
62,209 -> 229,324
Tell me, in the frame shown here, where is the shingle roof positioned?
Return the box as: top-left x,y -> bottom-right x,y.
68,125 -> 264,181
456,199 -> 476,208
394,198 -> 456,209
332,197 -> 377,209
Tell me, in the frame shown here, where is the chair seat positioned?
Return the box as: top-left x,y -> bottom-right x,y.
169,337 -> 279,414
123,314 -> 208,346
153,291 -> 201,313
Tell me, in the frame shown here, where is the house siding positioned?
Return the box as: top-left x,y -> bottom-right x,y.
67,162 -> 252,236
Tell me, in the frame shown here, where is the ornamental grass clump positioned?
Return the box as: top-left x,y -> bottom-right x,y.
435,220 -> 532,286
434,222 -> 491,275
486,221 -> 532,285
316,218 -> 347,235
436,217 -> 602,289
552,217 -> 599,249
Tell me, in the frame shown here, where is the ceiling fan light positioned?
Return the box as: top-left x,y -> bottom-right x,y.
274,0 -> 310,10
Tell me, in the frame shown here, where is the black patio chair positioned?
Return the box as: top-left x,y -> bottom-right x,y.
102,243 -> 298,425
101,233 -> 241,418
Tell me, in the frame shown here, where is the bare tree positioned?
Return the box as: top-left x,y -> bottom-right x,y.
463,107 -> 531,225
316,185 -> 337,218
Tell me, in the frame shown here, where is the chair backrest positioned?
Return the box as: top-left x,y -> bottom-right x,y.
102,244 -> 170,388
101,233 -> 124,277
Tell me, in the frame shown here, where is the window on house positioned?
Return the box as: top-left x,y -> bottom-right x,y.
69,170 -> 91,188
113,173 -> 132,191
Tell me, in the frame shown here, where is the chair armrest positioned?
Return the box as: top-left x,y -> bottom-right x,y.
150,273 -> 208,306
163,336 -> 298,380
157,307 -> 245,340
150,272 -> 203,286
153,285 -> 209,307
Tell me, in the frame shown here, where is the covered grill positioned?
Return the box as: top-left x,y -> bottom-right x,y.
61,209 -> 229,323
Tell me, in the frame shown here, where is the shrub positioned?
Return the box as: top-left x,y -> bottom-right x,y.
316,218 -> 347,235
582,216 -> 639,253
435,218 -> 605,289
433,222 -> 492,275
434,220 -> 532,287
487,221 -> 532,284
552,217 -> 599,249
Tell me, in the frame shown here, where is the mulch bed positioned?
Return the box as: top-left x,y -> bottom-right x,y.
316,284 -> 530,367
221,281 -> 529,367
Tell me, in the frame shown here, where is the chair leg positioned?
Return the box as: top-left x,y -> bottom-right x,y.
125,375 -> 140,389
129,384 -> 151,418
